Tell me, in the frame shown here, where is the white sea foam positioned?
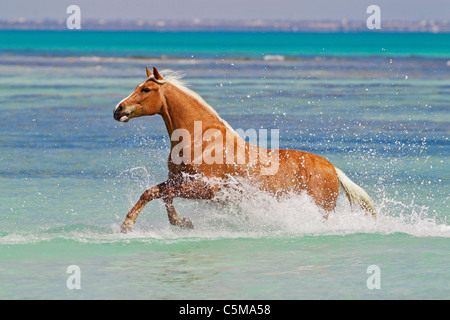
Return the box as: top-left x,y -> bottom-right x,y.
1,177 -> 448,246
177,180 -> 450,238
263,55 -> 285,61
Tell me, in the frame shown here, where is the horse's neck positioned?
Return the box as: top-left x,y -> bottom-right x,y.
160,83 -> 229,139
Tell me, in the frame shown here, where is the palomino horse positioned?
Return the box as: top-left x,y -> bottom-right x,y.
113,66 -> 376,233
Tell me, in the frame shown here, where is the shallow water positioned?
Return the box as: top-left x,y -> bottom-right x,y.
0,31 -> 449,299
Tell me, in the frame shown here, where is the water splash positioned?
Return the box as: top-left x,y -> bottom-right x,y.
101,175 -> 450,242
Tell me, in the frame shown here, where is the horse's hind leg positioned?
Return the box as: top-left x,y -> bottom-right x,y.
307,188 -> 339,220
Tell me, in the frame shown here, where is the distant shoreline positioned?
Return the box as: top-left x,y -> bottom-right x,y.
1,19 -> 449,33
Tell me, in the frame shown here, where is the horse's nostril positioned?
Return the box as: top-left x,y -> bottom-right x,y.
117,105 -> 123,112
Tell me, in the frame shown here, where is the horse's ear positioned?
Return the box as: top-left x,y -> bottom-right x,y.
153,66 -> 163,80
146,66 -> 152,78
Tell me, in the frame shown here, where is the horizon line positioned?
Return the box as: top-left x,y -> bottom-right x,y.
1,18 -> 449,33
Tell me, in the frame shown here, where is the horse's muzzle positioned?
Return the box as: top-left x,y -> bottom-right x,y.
113,105 -> 130,122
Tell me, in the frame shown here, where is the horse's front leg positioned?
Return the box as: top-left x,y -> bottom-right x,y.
120,181 -> 168,233
163,197 -> 194,229
120,180 -> 216,233
162,180 -> 217,230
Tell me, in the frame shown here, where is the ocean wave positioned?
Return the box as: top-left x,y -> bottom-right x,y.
1,52 -> 448,65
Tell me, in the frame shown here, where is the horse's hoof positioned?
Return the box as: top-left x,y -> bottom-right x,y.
120,220 -> 134,233
179,218 -> 194,230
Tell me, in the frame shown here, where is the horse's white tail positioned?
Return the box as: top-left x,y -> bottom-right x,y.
335,168 -> 377,218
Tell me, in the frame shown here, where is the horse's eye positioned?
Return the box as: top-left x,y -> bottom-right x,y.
141,88 -> 151,93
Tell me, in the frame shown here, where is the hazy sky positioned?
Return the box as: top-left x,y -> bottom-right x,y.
1,0 -> 448,21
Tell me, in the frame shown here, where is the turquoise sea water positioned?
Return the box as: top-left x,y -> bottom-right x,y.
0,31 -> 449,299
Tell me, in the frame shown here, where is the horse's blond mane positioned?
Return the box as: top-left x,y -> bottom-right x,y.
160,69 -> 238,135
160,69 -> 188,88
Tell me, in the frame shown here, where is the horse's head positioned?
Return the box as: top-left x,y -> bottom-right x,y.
113,66 -> 165,122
